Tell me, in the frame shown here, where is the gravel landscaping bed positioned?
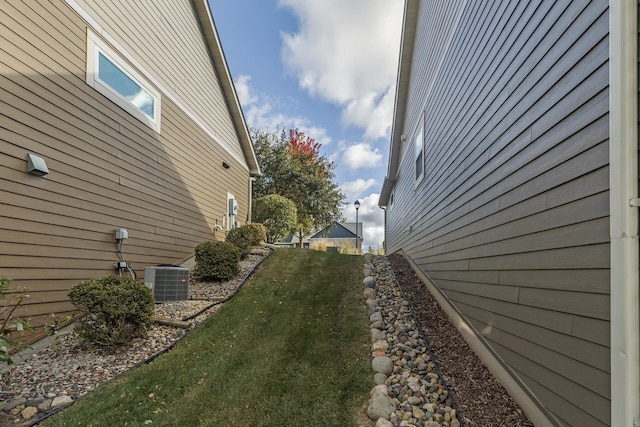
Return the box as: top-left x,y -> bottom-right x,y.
2,250 -> 534,427
383,253 -> 534,427
0,250 -> 269,426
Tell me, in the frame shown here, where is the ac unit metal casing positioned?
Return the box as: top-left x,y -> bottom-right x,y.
144,266 -> 189,303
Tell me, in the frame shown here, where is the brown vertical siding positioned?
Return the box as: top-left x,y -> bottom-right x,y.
385,1 -> 610,425
0,0 -> 250,328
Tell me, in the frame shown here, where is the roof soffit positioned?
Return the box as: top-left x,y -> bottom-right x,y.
380,0 -> 419,206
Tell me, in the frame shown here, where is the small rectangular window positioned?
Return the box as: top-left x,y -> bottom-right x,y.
98,53 -> 155,118
86,30 -> 161,132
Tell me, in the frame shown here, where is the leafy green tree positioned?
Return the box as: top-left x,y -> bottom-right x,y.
252,194 -> 297,243
252,128 -> 344,247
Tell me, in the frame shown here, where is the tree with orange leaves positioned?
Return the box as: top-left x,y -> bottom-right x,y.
251,127 -> 344,247
287,128 -> 321,160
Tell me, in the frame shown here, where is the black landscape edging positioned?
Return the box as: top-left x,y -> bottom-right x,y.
27,249 -> 273,426
181,250 -> 271,322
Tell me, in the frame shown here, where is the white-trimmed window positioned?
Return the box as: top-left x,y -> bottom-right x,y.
414,116 -> 424,182
86,30 -> 161,132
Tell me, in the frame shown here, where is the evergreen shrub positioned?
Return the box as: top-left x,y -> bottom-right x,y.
68,276 -> 154,347
195,241 -> 241,281
225,224 -> 266,259
243,223 -> 267,246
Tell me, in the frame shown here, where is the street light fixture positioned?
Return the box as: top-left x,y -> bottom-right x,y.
354,200 -> 360,253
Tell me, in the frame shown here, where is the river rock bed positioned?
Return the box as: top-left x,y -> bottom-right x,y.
2,250 -> 534,427
364,254 -> 461,427
0,251 -> 268,426
363,253 -> 534,427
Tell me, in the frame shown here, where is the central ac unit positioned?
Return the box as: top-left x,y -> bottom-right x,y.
144,266 -> 189,303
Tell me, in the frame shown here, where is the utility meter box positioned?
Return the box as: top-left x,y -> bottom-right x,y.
228,198 -> 239,216
144,266 -> 189,303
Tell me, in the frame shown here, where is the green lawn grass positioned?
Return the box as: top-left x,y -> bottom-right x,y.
42,249 -> 372,427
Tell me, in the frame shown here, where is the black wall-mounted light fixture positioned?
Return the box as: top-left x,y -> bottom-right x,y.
222,161 -> 230,169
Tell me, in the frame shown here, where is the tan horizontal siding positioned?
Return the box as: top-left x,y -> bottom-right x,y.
12,300 -> 79,318
1,2 -> 85,73
0,0 -> 250,329
71,0 -> 245,162
0,82 -> 242,231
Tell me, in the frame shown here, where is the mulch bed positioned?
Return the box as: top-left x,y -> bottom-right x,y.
387,253 -> 534,427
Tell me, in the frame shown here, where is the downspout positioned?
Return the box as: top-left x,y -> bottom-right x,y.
248,177 -> 255,223
381,206 -> 387,254
610,1 -> 639,426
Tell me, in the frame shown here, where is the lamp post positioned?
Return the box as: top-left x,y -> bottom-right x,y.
354,200 -> 360,253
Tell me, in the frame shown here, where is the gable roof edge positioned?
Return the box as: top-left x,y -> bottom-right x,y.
191,0 -> 261,176
309,222 -> 362,239
379,0 -> 419,206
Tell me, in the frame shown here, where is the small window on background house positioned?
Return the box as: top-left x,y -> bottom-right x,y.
86,30 -> 161,132
415,124 -> 424,181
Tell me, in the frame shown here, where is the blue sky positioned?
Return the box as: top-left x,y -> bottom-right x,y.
208,0 -> 405,250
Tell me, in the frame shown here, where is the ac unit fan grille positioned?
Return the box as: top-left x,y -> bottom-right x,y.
144,266 -> 189,303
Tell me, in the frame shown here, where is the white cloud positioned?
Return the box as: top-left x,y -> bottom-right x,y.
278,0 -> 403,141
341,142 -> 383,171
235,75 -> 258,106
363,225 -> 385,252
235,75 -> 332,147
340,178 -> 377,201
342,85 -> 396,140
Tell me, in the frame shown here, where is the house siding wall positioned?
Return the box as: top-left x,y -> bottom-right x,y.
385,1 -> 610,425
70,0 -> 246,165
0,0 -> 250,325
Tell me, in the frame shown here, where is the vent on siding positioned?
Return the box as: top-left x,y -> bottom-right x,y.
144,266 -> 189,303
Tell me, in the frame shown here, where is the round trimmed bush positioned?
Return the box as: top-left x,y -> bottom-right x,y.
243,223 -> 267,246
68,276 -> 154,347
225,224 -> 267,259
195,240 -> 241,281
225,227 -> 252,259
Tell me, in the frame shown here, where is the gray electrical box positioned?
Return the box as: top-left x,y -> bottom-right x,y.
144,266 -> 189,303
115,228 -> 128,240
228,198 -> 238,216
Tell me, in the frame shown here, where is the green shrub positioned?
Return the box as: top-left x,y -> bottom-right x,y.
225,228 -> 252,259
243,223 -> 267,246
252,195 -> 297,243
225,224 -> 266,259
0,276 -> 35,364
68,276 -> 154,347
195,241 -> 241,281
